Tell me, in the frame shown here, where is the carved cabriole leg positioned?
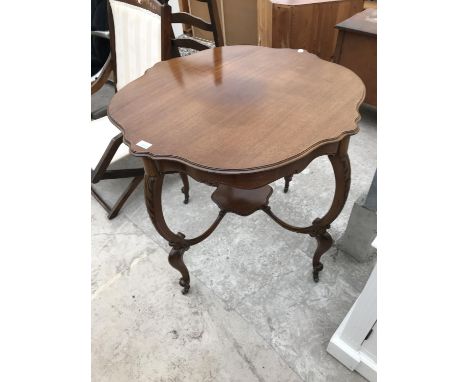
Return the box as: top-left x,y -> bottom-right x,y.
179,173 -> 190,204
143,158 -> 191,293
284,175 -> 293,193
262,137 -> 351,282
310,137 -> 351,281
142,158 -> 226,294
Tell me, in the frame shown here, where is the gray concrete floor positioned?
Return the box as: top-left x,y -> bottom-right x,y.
92,104 -> 377,382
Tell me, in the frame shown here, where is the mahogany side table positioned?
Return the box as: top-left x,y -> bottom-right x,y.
108,45 -> 365,294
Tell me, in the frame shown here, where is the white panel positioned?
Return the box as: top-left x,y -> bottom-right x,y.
110,0 -> 162,90
340,266 -> 377,349
327,265 -> 377,382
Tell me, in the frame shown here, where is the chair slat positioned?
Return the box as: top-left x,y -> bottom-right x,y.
172,12 -> 213,32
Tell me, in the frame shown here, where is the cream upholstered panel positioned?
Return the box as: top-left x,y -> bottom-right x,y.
110,0 -> 162,90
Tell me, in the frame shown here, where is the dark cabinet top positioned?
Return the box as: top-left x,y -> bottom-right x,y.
336,8 -> 377,36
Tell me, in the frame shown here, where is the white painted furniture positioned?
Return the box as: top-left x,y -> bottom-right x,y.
327,254 -> 377,381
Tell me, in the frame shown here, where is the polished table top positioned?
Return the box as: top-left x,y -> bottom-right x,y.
108,45 -> 365,173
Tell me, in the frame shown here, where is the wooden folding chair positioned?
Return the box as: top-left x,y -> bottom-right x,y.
91,24 -> 142,220
90,0 -> 206,219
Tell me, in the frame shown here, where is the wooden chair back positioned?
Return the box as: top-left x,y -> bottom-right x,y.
170,0 -> 224,56
91,0 -> 200,219
93,0 -> 223,93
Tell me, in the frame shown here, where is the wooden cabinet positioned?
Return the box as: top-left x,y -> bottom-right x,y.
334,8 -> 377,106
180,0 -> 367,64
258,0 -> 364,61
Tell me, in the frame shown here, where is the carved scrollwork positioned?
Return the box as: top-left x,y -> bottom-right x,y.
335,153 -> 351,203
309,218 -> 331,237
144,175 -> 159,230
169,233 -> 190,251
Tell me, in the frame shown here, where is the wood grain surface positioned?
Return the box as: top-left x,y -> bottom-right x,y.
258,0 -> 363,60
108,45 -> 365,172
335,8 -> 376,106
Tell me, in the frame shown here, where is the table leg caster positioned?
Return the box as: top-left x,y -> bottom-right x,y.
181,187 -> 189,204
283,175 -> 293,193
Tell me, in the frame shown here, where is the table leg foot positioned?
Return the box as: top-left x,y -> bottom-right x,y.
180,173 -> 190,204
168,246 -> 190,294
